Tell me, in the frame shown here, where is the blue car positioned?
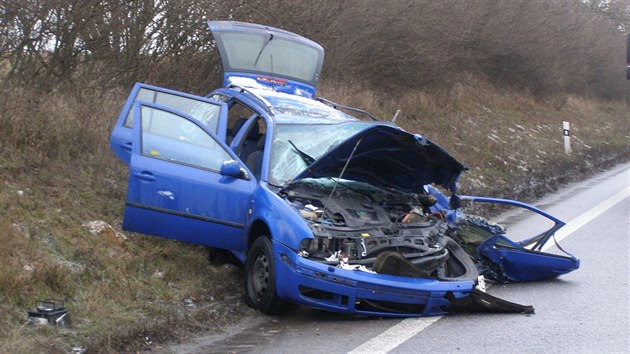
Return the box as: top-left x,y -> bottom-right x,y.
110,21 -> 579,317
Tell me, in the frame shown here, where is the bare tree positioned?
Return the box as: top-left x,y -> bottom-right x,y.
0,0 -> 627,99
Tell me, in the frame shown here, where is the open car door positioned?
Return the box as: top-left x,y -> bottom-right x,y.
113,84 -> 256,251
459,196 -> 580,282
110,83 -> 229,165
425,186 -> 580,282
208,20 -> 324,98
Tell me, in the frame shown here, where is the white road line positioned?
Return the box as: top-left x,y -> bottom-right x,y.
549,186 -> 630,246
347,185 -> 630,354
347,317 -> 441,354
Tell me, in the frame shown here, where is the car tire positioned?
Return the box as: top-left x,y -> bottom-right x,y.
245,236 -> 289,315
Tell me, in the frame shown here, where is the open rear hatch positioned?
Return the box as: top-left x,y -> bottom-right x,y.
208,21 -> 324,98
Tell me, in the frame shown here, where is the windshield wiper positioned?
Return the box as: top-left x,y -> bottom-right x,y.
288,140 -> 315,166
253,33 -> 273,68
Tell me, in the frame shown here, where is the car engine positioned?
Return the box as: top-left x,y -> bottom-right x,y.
282,178 -> 477,281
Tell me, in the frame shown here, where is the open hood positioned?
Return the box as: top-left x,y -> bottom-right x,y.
290,125 -> 467,193
208,21 -> 324,98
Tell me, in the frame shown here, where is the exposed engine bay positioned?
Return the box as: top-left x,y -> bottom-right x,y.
282,178 -> 478,282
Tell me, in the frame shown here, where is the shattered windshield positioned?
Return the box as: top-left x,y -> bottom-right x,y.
269,122 -> 373,185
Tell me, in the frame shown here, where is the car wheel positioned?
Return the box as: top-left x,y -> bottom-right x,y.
245,237 -> 289,315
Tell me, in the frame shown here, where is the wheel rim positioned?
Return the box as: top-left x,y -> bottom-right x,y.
251,252 -> 270,300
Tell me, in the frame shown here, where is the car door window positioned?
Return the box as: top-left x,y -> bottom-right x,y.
125,87 -> 222,132
139,105 -> 231,172
239,118 -> 267,180
225,101 -> 255,145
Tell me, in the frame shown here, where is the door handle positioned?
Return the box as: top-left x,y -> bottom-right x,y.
121,142 -> 132,151
132,171 -> 156,182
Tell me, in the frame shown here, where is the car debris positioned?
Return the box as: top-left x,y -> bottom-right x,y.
27,299 -> 69,326
184,298 -> 196,309
109,20 -> 579,317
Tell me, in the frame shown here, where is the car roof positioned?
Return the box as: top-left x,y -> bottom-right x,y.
260,89 -> 360,125
223,78 -> 366,125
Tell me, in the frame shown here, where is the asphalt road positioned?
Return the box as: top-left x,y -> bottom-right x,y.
161,162 -> 630,354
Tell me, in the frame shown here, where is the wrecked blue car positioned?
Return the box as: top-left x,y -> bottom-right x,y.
110,21 -> 579,317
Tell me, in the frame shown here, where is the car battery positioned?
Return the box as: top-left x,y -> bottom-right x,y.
27,299 -> 69,326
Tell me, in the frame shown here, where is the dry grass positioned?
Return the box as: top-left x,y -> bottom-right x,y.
319,75 -> 630,202
0,77 -> 629,352
0,84 -> 250,353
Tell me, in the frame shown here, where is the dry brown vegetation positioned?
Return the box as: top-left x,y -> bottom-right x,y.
1,0 -> 630,352
320,76 -> 630,202
0,85 -> 253,353
2,0 -> 629,97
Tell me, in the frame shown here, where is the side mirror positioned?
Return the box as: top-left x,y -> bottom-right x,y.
220,160 -> 242,178
413,133 -> 427,146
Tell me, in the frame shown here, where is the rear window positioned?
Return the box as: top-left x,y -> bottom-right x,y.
215,32 -> 321,84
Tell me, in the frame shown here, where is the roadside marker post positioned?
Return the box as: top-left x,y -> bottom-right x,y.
563,121 -> 571,154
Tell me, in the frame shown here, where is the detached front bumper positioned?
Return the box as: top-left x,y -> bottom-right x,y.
273,241 -> 475,317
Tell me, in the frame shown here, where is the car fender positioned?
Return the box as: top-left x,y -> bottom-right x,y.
247,184 -> 313,252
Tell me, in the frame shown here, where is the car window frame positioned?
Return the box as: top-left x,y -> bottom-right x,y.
119,83 -> 230,140
132,100 -> 250,179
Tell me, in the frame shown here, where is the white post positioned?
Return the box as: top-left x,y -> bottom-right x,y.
563,121 -> 571,154
391,109 -> 401,123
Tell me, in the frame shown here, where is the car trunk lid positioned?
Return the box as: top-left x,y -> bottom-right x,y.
208,21 -> 324,98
